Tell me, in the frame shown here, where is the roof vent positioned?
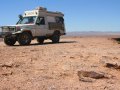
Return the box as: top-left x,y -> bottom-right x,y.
36,7 -> 47,11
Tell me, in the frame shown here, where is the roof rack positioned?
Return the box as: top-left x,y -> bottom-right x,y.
35,7 -> 47,11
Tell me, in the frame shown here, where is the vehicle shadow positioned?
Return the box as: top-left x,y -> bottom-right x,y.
14,41 -> 77,47
112,38 -> 120,44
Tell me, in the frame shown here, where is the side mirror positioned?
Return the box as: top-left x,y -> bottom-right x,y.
36,20 -> 40,25
19,14 -> 23,20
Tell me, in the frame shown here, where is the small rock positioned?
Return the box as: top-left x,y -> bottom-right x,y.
70,56 -> 75,59
105,63 -> 120,69
113,57 -> 119,60
62,56 -> 66,57
1,71 -> 13,76
0,64 -> 13,68
77,71 -> 105,79
79,78 -> 93,82
0,62 -> 20,68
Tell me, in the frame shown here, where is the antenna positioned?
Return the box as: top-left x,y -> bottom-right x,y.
35,0 -> 39,8
36,0 -> 44,8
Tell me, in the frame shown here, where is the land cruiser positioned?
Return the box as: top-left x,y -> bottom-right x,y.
0,7 -> 66,46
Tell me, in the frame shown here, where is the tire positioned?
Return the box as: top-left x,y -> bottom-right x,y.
51,34 -> 60,43
37,38 -> 44,44
18,32 -> 32,45
4,35 -> 16,46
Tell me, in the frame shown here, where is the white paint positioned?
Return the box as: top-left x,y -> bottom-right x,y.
24,10 -> 39,17
0,28 -> 1,32
47,16 -> 55,22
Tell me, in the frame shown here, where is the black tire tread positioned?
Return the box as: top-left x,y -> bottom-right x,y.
4,35 -> 16,46
18,32 -> 32,46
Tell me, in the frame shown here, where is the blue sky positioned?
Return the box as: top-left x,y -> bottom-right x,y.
0,0 -> 120,32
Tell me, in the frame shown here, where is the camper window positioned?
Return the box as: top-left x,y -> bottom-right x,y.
55,17 -> 64,24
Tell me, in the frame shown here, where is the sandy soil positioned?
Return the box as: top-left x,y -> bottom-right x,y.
0,36 -> 120,90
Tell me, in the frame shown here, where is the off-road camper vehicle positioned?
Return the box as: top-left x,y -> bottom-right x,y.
0,7 -> 66,46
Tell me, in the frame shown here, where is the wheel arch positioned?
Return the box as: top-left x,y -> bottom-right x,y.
53,30 -> 61,35
21,30 -> 33,38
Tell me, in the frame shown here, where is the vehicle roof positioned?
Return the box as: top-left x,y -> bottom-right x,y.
23,7 -> 64,17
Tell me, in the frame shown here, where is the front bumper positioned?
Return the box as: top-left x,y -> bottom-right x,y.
0,26 -> 19,38
0,32 -> 17,38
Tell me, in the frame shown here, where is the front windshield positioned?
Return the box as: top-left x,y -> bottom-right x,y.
17,16 -> 36,24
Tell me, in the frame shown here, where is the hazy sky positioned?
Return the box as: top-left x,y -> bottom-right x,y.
0,0 -> 120,32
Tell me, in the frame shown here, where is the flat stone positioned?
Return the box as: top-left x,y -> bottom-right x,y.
78,70 -> 105,79
105,63 -> 120,69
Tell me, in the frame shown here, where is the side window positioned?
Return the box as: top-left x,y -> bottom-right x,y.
36,17 -> 45,25
55,17 -> 64,24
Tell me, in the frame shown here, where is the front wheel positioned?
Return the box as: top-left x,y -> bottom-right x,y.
4,35 -> 16,46
18,32 -> 32,46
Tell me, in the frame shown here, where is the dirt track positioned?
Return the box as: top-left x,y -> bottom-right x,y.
0,36 -> 120,90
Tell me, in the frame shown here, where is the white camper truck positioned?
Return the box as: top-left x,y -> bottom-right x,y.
0,7 -> 66,46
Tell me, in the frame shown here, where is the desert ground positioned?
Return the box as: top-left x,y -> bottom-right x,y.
0,35 -> 120,90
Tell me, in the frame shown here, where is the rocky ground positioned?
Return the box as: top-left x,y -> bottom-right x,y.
0,36 -> 120,90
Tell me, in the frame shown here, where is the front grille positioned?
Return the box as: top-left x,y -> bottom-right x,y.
1,26 -> 16,32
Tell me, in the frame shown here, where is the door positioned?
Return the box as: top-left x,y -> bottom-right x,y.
35,17 -> 47,36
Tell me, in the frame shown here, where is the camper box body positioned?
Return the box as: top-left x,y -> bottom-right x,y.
22,7 -> 66,37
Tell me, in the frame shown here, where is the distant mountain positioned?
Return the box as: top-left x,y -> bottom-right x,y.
66,31 -> 120,36
0,28 -> 1,32
0,31 -> 120,38
0,28 -> 1,37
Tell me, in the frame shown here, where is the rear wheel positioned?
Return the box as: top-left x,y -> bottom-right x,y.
37,38 -> 44,44
4,35 -> 16,46
51,34 -> 60,43
18,32 -> 32,45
